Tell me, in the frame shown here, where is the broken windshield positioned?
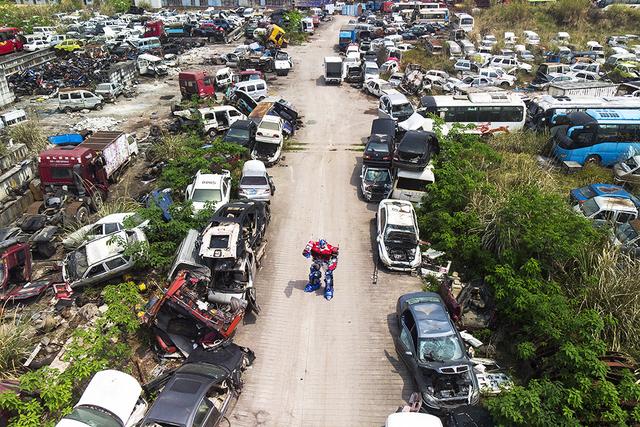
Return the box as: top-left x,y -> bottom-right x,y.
615,222 -> 639,244
418,335 -> 464,362
192,189 -> 222,203
385,224 -> 417,246
67,248 -> 88,281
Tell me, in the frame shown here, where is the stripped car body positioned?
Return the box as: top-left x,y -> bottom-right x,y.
144,200 -> 269,356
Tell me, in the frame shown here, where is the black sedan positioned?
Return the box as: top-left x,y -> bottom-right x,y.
363,134 -> 393,167
393,130 -> 439,171
141,343 -> 255,427
394,292 -> 479,412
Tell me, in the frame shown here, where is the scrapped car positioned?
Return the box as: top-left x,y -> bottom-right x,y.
186,170 -> 232,214
614,155 -> 640,184
62,228 -> 147,288
377,199 -> 422,271
394,292 -> 480,411
393,130 -> 439,171
55,38 -> 85,52
62,212 -> 145,250
24,39 -> 49,52
0,240 -> 50,303
612,219 -> 640,257
238,160 -> 275,202
379,90 -> 415,122
363,78 -> 393,98
251,115 -> 284,166
140,343 -> 254,427
360,166 -> 393,202
444,76 -> 495,93
388,73 -> 404,87
55,370 -> 147,427
569,183 -> 640,208
478,68 -> 516,88
222,119 -> 257,151
573,196 -> 638,226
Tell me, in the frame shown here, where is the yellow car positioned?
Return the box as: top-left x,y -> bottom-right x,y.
54,38 -> 84,52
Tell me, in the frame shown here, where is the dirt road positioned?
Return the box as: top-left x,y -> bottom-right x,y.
232,17 -> 421,427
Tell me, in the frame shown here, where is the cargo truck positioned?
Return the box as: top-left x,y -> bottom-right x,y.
324,56 -> 344,84
33,131 -> 138,222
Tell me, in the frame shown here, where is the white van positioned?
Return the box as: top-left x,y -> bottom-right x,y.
25,34 -> 48,44
49,34 -> 67,47
234,79 -> 268,101
238,160 -> 275,202
392,166 -> 435,204
458,39 -> 476,56
129,37 -> 161,52
33,26 -> 56,36
58,89 -> 103,112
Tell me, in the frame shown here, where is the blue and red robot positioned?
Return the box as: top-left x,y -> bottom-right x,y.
302,238 -> 339,301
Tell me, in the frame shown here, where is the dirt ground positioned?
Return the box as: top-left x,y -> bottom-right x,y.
229,17 -> 423,427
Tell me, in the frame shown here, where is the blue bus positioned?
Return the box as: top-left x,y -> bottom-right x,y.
551,109 -> 640,166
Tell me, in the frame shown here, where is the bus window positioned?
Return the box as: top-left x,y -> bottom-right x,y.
597,124 -> 619,143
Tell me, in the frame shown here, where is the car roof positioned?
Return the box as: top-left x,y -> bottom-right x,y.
84,230 -> 127,265
383,90 -> 410,103
259,114 -> 281,125
592,195 -> 637,211
75,370 -> 142,425
193,172 -> 224,188
230,119 -> 255,129
380,199 -> 416,226
144,374 -> 212,426
96,212 -> 134,225
411,298 -> 455,338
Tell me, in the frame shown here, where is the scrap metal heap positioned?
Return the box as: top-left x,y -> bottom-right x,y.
144,200 -> 269,358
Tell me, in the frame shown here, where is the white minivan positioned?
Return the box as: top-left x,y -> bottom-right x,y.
238,160 -> 275,202
392,165 -> 435,204
58,89 -> 103,112
234,79 -> 268,101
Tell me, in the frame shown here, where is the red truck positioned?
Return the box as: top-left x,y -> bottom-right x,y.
179,70 -> 215,99
33,131 -> 139,225
144,20 -> 165,39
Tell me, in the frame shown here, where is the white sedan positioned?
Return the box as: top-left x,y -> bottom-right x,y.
24,40 -> 50,52
62,212 -> 146,250
363,78 -> 393,97
56,370 -> 147,427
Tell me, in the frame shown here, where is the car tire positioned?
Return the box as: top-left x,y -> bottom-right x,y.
585,155 -> 601,166
63,107 -> 73,113
74,206 -> 90,225
500,81 -> 510,88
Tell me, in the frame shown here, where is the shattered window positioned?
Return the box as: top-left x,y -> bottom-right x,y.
209,235 -> 230,249
418,335 -> 464,362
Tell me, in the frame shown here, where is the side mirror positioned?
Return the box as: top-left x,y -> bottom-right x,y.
405,351 -> 412,356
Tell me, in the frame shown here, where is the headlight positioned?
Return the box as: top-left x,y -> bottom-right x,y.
422,391 -> 439,407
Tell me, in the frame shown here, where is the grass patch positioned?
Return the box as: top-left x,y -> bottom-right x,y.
0,309 -> 35,379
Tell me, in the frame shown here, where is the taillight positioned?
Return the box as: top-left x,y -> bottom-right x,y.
382,156 -> 390,160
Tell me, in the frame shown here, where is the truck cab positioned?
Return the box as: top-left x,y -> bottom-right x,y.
179,70 -> 215,99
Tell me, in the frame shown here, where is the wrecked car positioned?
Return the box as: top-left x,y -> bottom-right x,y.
0,240 -> 50,303
55,370 -> 147,427
377,199 -> 422,271
251,115 -> 284,166
144,200 -> 270,356
140,343 -> 254,427
62,228 -> 147,288
394,291 -> 480,412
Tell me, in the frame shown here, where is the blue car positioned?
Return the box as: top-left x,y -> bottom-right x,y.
570,183 -> 640,208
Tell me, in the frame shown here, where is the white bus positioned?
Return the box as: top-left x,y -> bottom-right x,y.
418,8 -> 449,25
419,92 -> 526,134
526,94 -> 640,130
453,13 -> 474,32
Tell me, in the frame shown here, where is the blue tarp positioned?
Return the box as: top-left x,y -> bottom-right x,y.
47,133 -> 84,146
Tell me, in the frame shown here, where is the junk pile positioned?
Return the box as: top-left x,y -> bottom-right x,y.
72,117 -> 121,132
8,53 -> 125,96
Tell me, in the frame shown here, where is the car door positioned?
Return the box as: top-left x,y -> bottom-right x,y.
378,97 -> 391,119
222,177 -> 231,203
83,262 -> 108,286
376,206 -> 386,255
395,309 -> 419,372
